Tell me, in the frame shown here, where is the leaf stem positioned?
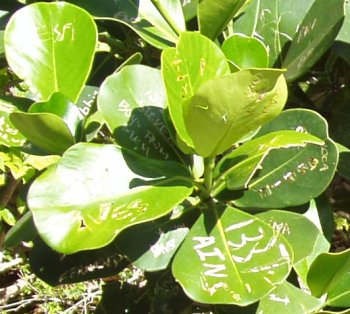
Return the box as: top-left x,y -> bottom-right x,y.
201,157 -> 215,200
151,0 -> 182,36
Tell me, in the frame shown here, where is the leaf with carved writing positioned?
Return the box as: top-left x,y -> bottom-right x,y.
68,0 -> 185,49
98,65 -> 187,164
27,143 -> 193,254
198,0 -> 251,40
257,281 -> 322,313
282,0 -> 345,81
172,204 -> 293,305
117,215 -> 189,271
184,68 -> 287,157
213,130 -> 323,191
162,32 -> 230,150
222,34 -> 269,71
4,2 -> 97,102
233,109 -> 338,208
233,0 -> 315,67
256,210 -> 327,264
29,237 -> 129,286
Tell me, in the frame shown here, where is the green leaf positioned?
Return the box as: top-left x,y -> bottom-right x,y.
30,237 -> 129,286
327,271 -> 350,307
117,215 -> 189,271
162,32 -> 230,149
98,65 -> 165,132
307,249 -> 350,299
98,65 -> 187,163
27,143 -> 193,254
184,69 -> 287,157
4,2 -> 97,102
29,92 -> 81,139
10,111 -> 75,155
257,281 -> 322,313
257,210 -> 327,265
0,208 -> 16,226
198,0 -> 250,39
182,0 -> 198,21
0,98 -> 27,147
233,109 -> 338,208
172,204 -> 293,305
70,0 -> 184,49
283,0 -> 345,81
213,130 -> 323,191
222,34 -> 269,70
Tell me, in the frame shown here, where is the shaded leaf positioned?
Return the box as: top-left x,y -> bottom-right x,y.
4,2 -> 97,102
172,204 -> 293,305
283,0 -> 345,81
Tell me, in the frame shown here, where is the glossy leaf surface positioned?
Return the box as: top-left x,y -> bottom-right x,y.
184,69 -> 287,157
4,2 -> 97,102
27,143 -> 193,254
162,32 -> 230,148
172,204 -> 293,305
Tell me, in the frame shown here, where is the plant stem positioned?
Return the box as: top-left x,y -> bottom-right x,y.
201,157 -> 215,200
151,0 -> 182,36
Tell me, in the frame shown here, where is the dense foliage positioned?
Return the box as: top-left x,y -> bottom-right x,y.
1,0 -> 350,313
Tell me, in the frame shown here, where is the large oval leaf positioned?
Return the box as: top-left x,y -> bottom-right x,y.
184,69 -> 287,157
27,143 -> 193,254
233,109 -> 338,208
4,2 -> 97,102
162,32 -> 230,149
172,204 -> 293,305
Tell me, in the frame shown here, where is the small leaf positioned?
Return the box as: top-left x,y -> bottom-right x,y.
29,92 -> 81,139
10,111 -> 75,155
283,0 -> 345,81
198,0 -> 251,39
172,204 -> 293,305
162,32 -> 230,149
0,208 -> 16,226
27,143 -> 193,254
257,281 -> 322,313
184,69 -> 287,157
222,34 -> 269,70
4,2 -> 97,102
213,130 -> 324,191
